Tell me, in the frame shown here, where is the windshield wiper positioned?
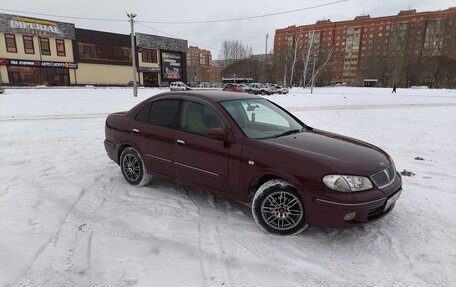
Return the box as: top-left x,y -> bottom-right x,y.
273,129 -> 302,138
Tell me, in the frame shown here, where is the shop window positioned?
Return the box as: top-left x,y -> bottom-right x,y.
5,34 -> 17,53
23,35 -> 34,54
83,44 -> 91,56
40,38 -> 51,55
56,39 -> 66,56
142,49 -> 158,63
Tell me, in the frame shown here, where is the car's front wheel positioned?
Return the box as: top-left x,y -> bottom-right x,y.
120,147 -> 152,186
252,179 -> 308,235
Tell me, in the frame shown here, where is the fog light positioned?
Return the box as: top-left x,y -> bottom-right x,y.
344,212 -> 356,221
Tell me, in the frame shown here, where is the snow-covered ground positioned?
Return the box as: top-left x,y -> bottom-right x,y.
1,87 -> 455,287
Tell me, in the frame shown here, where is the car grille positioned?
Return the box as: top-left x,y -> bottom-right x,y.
370,164 -> 396,188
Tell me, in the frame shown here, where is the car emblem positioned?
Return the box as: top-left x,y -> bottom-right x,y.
379,162 -> 385,166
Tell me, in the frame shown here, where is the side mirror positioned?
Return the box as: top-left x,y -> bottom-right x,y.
208,128 -> 234,143
208,128 -> 227,141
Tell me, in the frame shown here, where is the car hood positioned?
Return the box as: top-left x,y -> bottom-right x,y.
263,129 -> 391,176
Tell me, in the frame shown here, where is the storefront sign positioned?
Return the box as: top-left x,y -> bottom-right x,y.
1,58 -> 78,69
161,52 -> 182,80
0,13 -> 76,39
138,67 -> 161,73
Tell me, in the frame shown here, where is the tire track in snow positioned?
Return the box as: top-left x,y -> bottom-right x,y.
12,173 -> 115,287
184,186 -> 238,287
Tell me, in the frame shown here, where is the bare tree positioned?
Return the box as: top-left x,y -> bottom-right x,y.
218,40 -> 253,66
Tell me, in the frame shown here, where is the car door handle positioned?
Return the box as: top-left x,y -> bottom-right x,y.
132,128 -> 139,133
176,139 -> 185,145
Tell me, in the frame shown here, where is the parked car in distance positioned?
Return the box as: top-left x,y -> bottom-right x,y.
248,83 -> 272,95
104,91 -> 402,235
275,85 -> 289,94
237,83 -> 249,92
223,83 -> 243,92
170,81 -> 190,91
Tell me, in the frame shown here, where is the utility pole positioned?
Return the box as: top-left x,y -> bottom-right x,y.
127,13 -> 138,97
311,53 -> 317,94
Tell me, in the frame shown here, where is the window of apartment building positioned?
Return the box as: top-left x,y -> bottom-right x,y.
23,35 -> 34,54
5,34 -> 17,53
40,38 -> 51,55
379,26 -> 383,31
56,39 -> 66,56
379,33 -> 382,37
96,46 -> 102,56
386,25 -> 390,30
370,27 -> 374,31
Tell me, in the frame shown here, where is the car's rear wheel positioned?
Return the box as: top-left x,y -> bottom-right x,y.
252,179 -> 308,235
120,147 -> 152,186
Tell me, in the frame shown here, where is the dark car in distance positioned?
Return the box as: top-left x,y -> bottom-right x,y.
104,91 -> 402,235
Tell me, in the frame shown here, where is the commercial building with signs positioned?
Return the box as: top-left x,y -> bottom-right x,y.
136,33 -> 187,86
0,13 -> 187,87
0,13 -> 77,86
274,8 -> 456,86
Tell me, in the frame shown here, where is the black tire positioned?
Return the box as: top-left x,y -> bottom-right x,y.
261,90 -> 266,95
120,147 -> 152,186
252,179 -> 308,235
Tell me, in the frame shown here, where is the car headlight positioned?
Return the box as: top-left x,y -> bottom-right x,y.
322,175 -> 373,192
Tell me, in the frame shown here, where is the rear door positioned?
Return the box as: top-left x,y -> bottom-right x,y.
131,98 -> 180,178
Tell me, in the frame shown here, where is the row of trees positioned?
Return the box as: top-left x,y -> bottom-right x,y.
217,38 -> 456,88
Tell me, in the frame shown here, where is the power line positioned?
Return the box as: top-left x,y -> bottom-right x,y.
0,1 -> 348,25
138,0 -> 348,24
0,8 -> 127,22
137,22 -> 221,52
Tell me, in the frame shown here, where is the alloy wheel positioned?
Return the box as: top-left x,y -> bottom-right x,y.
260,191 -> 304,231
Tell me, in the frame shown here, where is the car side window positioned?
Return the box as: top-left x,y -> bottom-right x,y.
135,103 -> 152,123
180,101 -> 225,136
149,100 -> 180,128
134,100 -> 179,129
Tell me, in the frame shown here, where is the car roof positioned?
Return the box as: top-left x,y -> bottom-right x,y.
157,90 -> 262,102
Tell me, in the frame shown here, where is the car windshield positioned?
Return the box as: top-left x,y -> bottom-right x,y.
220,99 -> 304,139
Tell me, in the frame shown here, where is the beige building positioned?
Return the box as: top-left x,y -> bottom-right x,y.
0,13 -> 77,86
0,13 -> 188,87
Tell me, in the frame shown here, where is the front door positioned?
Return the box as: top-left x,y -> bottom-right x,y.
173,100 -> 241,195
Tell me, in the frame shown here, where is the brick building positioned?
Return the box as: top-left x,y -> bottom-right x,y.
187,46 -> 220,82
274,8 -> 456,87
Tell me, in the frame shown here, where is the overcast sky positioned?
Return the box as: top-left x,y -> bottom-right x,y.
0,0 -> 454,59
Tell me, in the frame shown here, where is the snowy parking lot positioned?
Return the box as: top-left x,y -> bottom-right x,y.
1,87 -> 455,286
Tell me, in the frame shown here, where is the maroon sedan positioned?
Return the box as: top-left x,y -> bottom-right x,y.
104,91 -> 402,235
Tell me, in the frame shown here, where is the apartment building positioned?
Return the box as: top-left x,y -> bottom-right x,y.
274,8 -> 456,86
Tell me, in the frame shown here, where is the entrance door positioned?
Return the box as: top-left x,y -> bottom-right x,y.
144,72 -> 159,87
10,72 -> 21,86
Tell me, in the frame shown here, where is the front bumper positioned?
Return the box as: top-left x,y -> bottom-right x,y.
303,174 -> 402,228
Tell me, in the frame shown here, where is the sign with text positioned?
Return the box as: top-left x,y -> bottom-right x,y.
1,58 -> 78,69
0,13 -> 76,39
161,52 -> 182,80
